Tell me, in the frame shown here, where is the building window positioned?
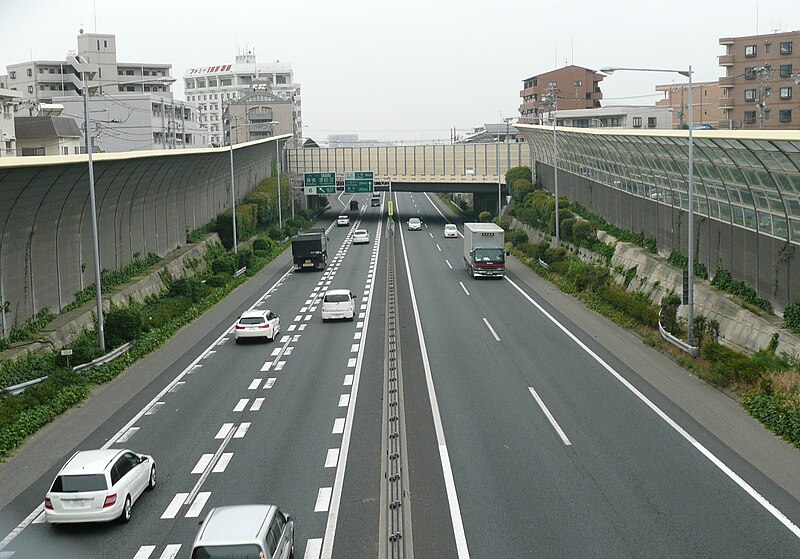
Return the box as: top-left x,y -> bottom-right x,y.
62,147 -> 69,155
573,80 -> 582,87
27,85 -> 33,93
632,116 -> 642,128
781,41 -> 793,54
745,44 -> 757,57
126,86 -> 135,91
9,71 -> 15,79
780,64 -> 793,77
744,67 -> 757,80
221,78 -> 232,86
26,68 -> 32,77
39,67 -> 44,73
125,69 -> 134,76
744,111 -> 757,124
745,89 -> 757,101
104,40 -> 108,48
548,80 -> 557,87
209,78 -> 217,87
647,117 -> 657,128
780,87 -> 792,100
779,109 -> 792,122
143,70 -> 150,76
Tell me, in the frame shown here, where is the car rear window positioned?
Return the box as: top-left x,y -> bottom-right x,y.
51,474 -> 108,493
324,294 -> 350,303
239,317 -> 265,325
191,545 -> 263,559
356,230 -> 367,235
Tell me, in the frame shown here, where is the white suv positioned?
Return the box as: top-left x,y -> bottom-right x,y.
321,289 -> 356,322
45,449 -> 156,524
234,310 -> 280,343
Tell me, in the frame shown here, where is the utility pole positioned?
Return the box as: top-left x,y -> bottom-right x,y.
544,84 -> 560,245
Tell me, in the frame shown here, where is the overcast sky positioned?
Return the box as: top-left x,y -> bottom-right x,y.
2,0 -> 799,141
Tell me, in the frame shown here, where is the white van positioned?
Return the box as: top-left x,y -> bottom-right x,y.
321,289 -> 356,322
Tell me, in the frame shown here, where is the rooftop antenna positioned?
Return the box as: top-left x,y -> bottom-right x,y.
571,34 -> 574,65
755,2 -> 758,35
93,0 -> 97,33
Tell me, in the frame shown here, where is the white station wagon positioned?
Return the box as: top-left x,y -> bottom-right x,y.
321,289 -> 357,322
45,449 -> 156,524
234,310 -> 280,343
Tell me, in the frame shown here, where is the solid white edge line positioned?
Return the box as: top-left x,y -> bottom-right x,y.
423,192 -> 464,238
459,281 -> 470,296
504,275 -> 800,540
398,214 -> 471,558
482,318 -> 501,342
528,386 -> 571,445
321,215 -> 384,557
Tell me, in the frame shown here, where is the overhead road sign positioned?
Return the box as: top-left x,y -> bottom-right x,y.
305,186 -> 336,195
345,171 -> 374,180
344,179 -> 374,193
304,172 -> 336,187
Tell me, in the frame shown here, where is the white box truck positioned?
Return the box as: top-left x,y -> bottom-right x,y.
463,223 -> 507,278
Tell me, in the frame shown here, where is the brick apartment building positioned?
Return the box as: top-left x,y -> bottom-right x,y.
655,81 -> 726,128
519,65 -> 604,125
718,30 -> 800,129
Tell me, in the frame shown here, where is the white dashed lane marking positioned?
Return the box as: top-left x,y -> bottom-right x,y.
248,378 -> 262,390
192,454 -> 213,474
233,399 -> 248,412
212,453 -> 234,473
264,378 -> 276,389
250,398 -> 265,411
332,418 -> 345,434
338,394 -> 350,407
314,487 -> 333,512
161,493 -> 189,519
325,449 -> 339,468
215,423 -> 234,439
233,423 -> 250,438
344,374 -> 353,386
186,492 -> 211,518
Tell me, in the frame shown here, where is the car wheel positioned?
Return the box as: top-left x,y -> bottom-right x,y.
322,318 -> 328,323
148,465 -> 156,490
235,338 -> 241,345
120,495 -> 132,523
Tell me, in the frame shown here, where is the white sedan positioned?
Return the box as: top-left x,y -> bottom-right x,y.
45,449 -> 156,524
234,309 -> 280,343
408,217 -> 422,231
444,224 -> 459,238
337,215 -> 350,226
352,229 -> 370,244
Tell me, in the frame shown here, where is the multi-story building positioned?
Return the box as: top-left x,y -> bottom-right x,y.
225,90 -> 292,145
0,88 -> 21,157
1,32 -> 173,104
519,65 -> 604,125
548,106 -> 673,129
54,94 -> 203,152
718,30 -> 800,129
655,81 -> 725,128
184,51 -> 302,147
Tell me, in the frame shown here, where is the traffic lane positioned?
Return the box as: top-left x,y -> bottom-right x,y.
330,219 -> 387,558
0,222 -> 363,556
404,210 -> 800,549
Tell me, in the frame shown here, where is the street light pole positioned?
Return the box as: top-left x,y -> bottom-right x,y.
276,139 -> 282,229
83,70 -> 105,351
551,94 -> 560,246
601,65 -> 695,345
229,137 -> 238,254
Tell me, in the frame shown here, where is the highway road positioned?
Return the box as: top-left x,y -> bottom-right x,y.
1,190 -> 800,558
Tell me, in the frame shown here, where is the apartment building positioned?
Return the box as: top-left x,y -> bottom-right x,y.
225,90 -> 292,145
0,88 -> 22,157
519,65 -> 604,125
655,81 -> 725,128
718,30 -> 800,129
1,32 -> 173,104
548,106 -> 672,129
184,51 -> 302,147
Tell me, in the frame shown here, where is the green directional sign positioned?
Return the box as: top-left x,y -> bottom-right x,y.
304,172 -> 336,187
344,179 -> 374,193
305,185 -> 336,195
354,171 -> 373,180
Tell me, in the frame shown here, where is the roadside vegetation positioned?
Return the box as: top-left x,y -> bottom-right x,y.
0,172 -> 327,459
500,166 -> 800,449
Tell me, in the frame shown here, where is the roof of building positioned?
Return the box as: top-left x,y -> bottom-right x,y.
232,90 -> 287,104
15,116 -> 82,140
554,106 -> 672,118
524,64 -> 603,81
0,88 -> 22,100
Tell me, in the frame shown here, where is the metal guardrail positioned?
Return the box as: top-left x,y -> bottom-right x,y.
3,341 -> 135,395
233,266 -> 247,278
658,311 -> 700,357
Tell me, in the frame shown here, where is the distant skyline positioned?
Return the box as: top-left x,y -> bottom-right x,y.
2,0 -> 799,142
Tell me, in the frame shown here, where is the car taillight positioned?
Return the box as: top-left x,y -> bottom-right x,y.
103,494 -> 117,508
44,497 -> 53,510
258,324 -> 269,329
235,325 -> 245,329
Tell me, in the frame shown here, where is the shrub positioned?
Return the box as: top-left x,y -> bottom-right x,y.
205,274 -> 229,288
268,227 -> 284,241
211,254 -> 237,276
505,166 -> 532,186
517,242 -> 539,259
711,266 -> 773,313
8,307 -> 57,343
252,237 -> 275,252
597,285 -> 659,328
493,217 -> 511,230
560,218 -> 576,242
544,246 -> 567,264
168,276 -> 206,303
236,249 -> 253,270
104,304 -> 144,348
785,300 -> 800,333
507,228 -> 529,247
479,211 -> 492,223
660,291 -> 682,334
186,219 -> 217,244
283,225 -> 298,238
216,204 -> 259,249
243,191 -> 276,226
510,178 -> 534,204
572,220 -> 596,245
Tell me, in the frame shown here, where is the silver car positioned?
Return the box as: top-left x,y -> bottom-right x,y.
191,504 -> 294,559
45,449 -> 156,524
408,217 -> 422,231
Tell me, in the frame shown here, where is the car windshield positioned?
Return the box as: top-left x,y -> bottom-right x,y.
239,317 -> 265,325
191,545 -> 263,559
445,225 -> 456,231
325,293 -> 351,303
410,219 -> 420,225
51,474 -> 108,493
474,247 -> 504,263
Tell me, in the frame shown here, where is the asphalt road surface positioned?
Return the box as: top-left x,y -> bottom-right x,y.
1,190 -> 800,558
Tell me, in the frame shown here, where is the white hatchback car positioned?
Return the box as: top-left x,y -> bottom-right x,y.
321,289 -> 356,322
444,224 -> 459,238
337,215 -> 350,226
408,217 -> 422,231
45,449 -> 156,524
234,310 -> 280,343
352,229 -> 370,244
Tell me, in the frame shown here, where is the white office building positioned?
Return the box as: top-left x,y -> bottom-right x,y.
55,94 -> 203,152
184,51 -> 301,147
0,88 -> 22,157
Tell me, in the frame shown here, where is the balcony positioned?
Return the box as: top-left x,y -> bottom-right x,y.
719,54 -> 735,66
719,97 -> 734,110
718,76 -> 736,88
719,37 -> 736,46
